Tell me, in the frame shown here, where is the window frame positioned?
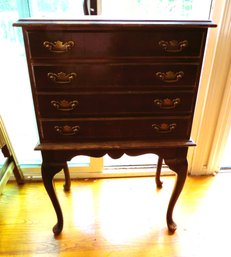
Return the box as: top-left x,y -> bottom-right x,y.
189,0 -> 231,175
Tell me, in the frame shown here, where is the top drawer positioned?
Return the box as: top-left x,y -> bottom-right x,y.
27,29 -> 205,59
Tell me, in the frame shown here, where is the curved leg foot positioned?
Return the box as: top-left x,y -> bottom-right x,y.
63,163 -> 71,191
53,223 -> 63,236
156,157 -> 163,188
167,219 -> 177,234
41,163 -> 64,235
164,157 -> 188,233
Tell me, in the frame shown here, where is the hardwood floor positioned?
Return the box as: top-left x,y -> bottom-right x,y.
1,173 -> 231,257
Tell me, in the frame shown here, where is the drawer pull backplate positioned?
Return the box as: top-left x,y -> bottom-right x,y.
54,125 -> 80,136
47,72 -> 77,84
43,40 -> 75,53
156,71 -> 184,83
154,98 -> 181,109
51,100 -> 79,111
152,123 -> 176,133
159,40 -> 188,53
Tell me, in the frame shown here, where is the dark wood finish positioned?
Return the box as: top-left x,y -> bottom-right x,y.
41,116 -> 191,141
28,30 -> 204,58
38,91 -> 195,117
14,19 -> 216,235
156,157 -> 163,188
33,64 -> 199,91
62,163 -> 70,191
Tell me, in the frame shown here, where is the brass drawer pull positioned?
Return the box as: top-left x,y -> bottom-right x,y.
54,125 -> 80,136
159,40 -> 188,53
154,98 -> 181,109
47,72 -> 77,84
43,40 -> 75,53
152,123 -> 176,133
156,71 -> 184,83
51,100 -> 79,111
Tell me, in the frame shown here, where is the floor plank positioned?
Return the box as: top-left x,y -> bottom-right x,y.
0,174 -> 231,257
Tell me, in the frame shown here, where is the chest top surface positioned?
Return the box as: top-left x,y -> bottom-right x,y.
14,19 -> 216,30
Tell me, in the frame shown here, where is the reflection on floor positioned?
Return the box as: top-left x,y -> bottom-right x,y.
1,173 -> 231,257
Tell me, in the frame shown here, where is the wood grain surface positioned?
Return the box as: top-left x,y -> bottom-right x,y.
0,174 -> 230,256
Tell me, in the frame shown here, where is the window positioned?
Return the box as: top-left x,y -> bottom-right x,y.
99,0 -> 212,20
0,0 -> 90,169
0,0 -> 39,165
2,0 -> 222,178
28,0 -> 84,17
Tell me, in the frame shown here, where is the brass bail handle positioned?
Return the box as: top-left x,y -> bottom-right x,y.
43,40 -> 75,53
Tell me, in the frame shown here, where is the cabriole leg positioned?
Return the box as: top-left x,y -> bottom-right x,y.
164,157 -> 188,233
156,156 -> 163,188
41,163 -> 64,235
63,162 -> 71,191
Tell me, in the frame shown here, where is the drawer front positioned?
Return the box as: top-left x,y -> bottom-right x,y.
28,31 -> 85,58
38,91 -> 195,118
33,63 -> 199,91
83,30 -> 204,58
33,65 -> 84,91
41,117 -> 191,142
28,29 -> 204,58
111,63 -> 199,88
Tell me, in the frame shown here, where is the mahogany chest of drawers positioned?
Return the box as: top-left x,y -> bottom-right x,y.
14,19 -> 216,235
